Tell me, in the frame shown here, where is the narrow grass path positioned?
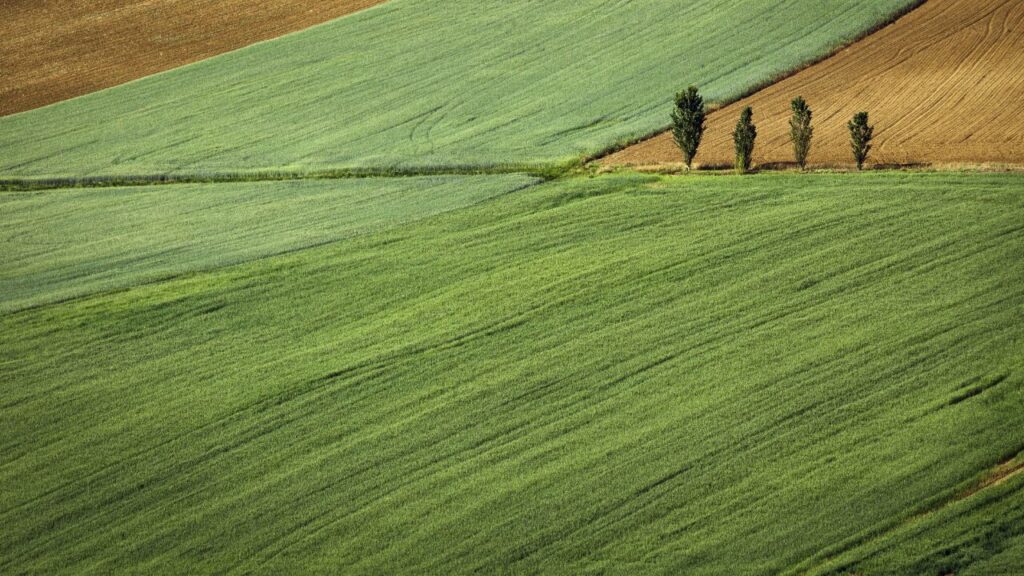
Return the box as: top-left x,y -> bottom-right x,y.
0,163 -> 563,193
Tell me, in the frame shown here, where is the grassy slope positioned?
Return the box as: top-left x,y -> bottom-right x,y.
0,0 -> 918,178
0,175 -> 536,312
2,172 -> 1022,574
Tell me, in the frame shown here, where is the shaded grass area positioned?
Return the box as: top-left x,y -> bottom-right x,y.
0,174 -> 537,312
2,172 -> 1022,574
0,0 -> 918,178
808,466 -> 1024,575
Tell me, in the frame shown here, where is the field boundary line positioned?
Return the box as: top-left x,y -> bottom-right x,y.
8,159 -> 1024,194
0,163 -> 574,192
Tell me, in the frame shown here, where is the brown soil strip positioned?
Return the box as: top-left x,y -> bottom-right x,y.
956,456 -> 1024,501
0,0 -> 388,116
603,0 -> 1024,168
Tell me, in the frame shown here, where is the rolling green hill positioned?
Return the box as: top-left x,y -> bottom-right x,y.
3,172 -> 1021,574
0,0 -> 919,179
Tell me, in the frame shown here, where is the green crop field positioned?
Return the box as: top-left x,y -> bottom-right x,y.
0,0 -> 918,179
3,0 -> 1022,573
3,172 -> 1022,574
0,175 -> 536,312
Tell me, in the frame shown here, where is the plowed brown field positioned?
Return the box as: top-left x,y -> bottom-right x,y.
0,0 -> 387,116
603,0 -> 1024,168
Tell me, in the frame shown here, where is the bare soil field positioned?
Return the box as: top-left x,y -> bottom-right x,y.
603,0 -> 1024,168
0,0 -> 387,116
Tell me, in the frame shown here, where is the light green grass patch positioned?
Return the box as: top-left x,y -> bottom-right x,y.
0,174 -> 537,311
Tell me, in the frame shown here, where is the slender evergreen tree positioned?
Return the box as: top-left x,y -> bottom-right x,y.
733,106 -> 757,174
671,86 -> 706,169
848,112 -> 874,170
789,97 -> 813,169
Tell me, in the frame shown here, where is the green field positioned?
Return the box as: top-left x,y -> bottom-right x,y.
0,0 -> 918,179
3,0 -> 1021,572
3,172 -> 1022,574
0,175 -> 536,311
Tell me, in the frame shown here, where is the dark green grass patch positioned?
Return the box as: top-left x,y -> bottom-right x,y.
808,470 -> 1024,575
1,172 -> 1022,574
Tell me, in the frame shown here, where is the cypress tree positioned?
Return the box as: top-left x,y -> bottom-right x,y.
671,86 -> 706,169
789,97 -> 813,169
733,106 -> 757,174
848,112 -> 874,170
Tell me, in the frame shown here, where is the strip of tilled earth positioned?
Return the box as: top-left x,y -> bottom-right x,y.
603,0 -> 1024,168
0,0 -> 388,116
